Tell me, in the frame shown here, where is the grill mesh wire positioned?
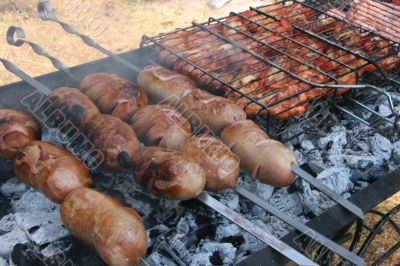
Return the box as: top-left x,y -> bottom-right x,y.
141,0 -> 400,140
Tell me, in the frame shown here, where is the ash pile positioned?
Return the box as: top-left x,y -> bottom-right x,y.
0,91 -> 399,266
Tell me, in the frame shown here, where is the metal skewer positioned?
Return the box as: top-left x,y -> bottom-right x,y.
0,56 -> 318,266
9,30 -> 366,263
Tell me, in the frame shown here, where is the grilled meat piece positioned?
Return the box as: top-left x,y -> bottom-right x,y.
0,109 -> 40,160
14,141 -> 92,203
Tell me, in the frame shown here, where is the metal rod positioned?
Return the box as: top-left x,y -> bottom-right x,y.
291,164 -> 364,220
37,1 -> 142,74
6,26 -> 80,85
0,58 -> 51,95
234,186 -> 366,266
197,192 -> 318,266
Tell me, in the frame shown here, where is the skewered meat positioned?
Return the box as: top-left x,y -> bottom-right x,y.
48,87 -> 100,128
130,104 -> 191,150
14,141 -> 92,203
179,88 -> 246,134
0,109 -> 40,160
221,120 -> 298,187
80,73 -> 148,122
61,188 -> 147,266
84,114 -> 140,173
131,147 -> 206,200
179,136 -> 239,191
137,64 -> 196,104
154,2 -> 399,120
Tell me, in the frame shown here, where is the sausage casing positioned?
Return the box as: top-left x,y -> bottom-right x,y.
14,141 -> 92,203
0,109 -> 40,160
137,64 -> 196,104
48,87 -> 100,128
221,120 -> 298,187
132,147 -> 206,200
61,188 -> 148,266
179,89 -> 246,134
130,105 -> 191,150
179,136 -> 240,191
84,114 -> 140,173
80,73 -> 148,122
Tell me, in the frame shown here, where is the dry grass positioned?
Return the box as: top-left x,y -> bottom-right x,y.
1,0 -> 399,264
0,0 -> 267,85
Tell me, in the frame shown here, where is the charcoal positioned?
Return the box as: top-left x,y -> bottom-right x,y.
299,181 -> 335,216
11,190 -> 57,213
317,126 -> 347,150
316,167 -> 353,194
240,178 -> 274,202
0,158 -> 14,180
215,223 -> 241,241
0,257 -> 5,266
221,235 -> 245,248
147,251 -> 178,266
377,104 -> 393,117
0,222 -> 28,257
198,241 -> 237,265
1,178 -> 28,199
369,133 -> 393,161
0,192 -> 10,219
176,213 -> 197,235
301,140 -> 315,151
269,189 -> 304,217
10,243 -> 44,266
189,252 -> 213,265
393,141 -> 400,164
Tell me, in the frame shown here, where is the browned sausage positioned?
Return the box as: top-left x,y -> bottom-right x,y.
48,87 -> 100,128
131,147 -> 206,200
61,188 -> 148,266
137,64 -> 196,104
80,73 -> 148,122
179,88 -> 246,134
0,109 -> 40,160
130,105 -> 191,150
179,136 -> 240,191
80,72 -> 121,93
14,141 -> 92,203
84,114 -> 140,173
221,120 -> 298,187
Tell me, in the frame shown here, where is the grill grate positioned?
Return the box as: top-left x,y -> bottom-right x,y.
141,0 -> 400,140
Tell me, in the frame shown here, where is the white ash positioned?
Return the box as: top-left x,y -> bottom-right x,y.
0,178 -> 27,199
393,141 -> 400,164
0,214 -> 29,257
147,251 -> 177,266
198,240 -> 237,265
0,257 -> 6,266
316,167 -> 353,194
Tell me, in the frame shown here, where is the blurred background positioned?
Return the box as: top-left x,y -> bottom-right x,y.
0,0 -> 267,86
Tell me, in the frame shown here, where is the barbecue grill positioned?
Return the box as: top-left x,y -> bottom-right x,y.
0,1 -> 399,265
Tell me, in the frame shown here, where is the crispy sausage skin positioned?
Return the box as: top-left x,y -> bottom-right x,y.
132,147 -> 206,200
179,88 -> 247,134
61,188 -> 148,266
179,136 -> 240,191
80,73 -> 148,122
221,120 -> 298,187
0,109 -> 40,160
130,105 -> 191,150
48,87 -> 100,128
84,114 -> 140,173
14,141 -> 92,203
137,64 -> 196,104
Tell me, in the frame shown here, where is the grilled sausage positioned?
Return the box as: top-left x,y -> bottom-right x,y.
137,64 -> 196,104
84,114 -> 140,173
130,105 -> 191,150
179,88 -> 246,134
179,136 -> 240,191
0,109 -> 40,160
80,73 -> 148,122
132,147 -> 206,200
48,87 -> 100,128
14,141 -> 92,203
221,120 -> 298,187
61,188 -> 147,266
